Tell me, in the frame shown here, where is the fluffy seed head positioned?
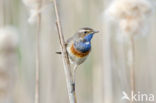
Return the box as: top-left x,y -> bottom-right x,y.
105,0 -> 152,35
0,26 -> 18,51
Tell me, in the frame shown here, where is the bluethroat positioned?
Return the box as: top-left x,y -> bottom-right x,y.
57,27 -> 99,82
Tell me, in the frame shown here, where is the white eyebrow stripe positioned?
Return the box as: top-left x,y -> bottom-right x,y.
79,29 -> 90,33
79,30 -> 85,32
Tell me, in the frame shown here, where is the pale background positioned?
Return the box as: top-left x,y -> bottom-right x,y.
0,0 -> 156,103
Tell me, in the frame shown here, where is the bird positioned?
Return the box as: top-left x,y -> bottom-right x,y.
57,27 -> 99,82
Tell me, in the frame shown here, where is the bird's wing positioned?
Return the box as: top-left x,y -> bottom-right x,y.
66,35 -> 75,47
56,35 -> 74,55
66,32 -> 79,44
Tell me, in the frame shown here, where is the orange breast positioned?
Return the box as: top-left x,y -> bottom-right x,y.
70,44 -> 90,58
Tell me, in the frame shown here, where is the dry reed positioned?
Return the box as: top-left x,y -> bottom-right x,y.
34,0 -> 42,103
105,0 -> 152,102
53,0 -> 77,103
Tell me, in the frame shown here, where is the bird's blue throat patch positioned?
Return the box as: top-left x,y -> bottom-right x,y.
74,34 -> 93,53
84,33 -> 93,41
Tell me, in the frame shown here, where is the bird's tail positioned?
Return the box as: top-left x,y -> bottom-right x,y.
56,51 -> 62,54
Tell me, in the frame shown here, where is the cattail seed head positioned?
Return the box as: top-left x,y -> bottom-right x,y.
0,26 -> 18,98
0,26 -> 18,51
105,0 -> 152,36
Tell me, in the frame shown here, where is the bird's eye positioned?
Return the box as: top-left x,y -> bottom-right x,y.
84,31 -> 87,34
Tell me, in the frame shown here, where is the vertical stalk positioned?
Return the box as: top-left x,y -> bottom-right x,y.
128,35 -> 135,103
1,0 -> 5,27
35,1 -> 42,103
53,0 -> 77,103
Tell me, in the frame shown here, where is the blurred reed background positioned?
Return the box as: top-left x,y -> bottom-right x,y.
0,0 -> 156,103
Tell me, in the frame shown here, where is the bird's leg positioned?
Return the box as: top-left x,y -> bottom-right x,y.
73,64 -> 78,84
71,64 -> 78,93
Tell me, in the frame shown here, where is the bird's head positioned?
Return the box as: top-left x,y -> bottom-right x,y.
76,27 -> 99,42
73,27 -> 99,52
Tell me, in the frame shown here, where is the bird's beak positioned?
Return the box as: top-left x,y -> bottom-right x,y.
93,30 -> 99,34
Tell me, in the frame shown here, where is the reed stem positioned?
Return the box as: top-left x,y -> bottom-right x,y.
35,1 -> 42,103
53,0 -> 77,103
129,35 -> 135,103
